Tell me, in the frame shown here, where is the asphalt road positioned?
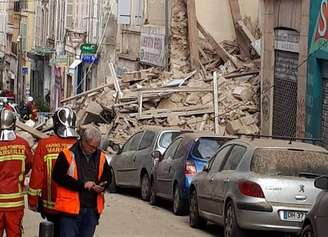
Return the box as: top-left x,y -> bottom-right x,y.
23,190 -> 288,237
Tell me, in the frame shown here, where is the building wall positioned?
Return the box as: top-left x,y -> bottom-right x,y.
146,0 -> 259,42
261,0 -> 310,136
196,0 -> 259,43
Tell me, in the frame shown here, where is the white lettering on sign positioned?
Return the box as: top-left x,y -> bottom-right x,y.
319,0 -> 328,37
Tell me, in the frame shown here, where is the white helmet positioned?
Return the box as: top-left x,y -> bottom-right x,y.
27,96 -> 33,102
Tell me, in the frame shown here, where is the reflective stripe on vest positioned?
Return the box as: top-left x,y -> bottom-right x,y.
55,148 -> 106,215
43,200 -> 55,209
0,192 -> 24,199
0,200 -> 24,208
44,154 -> 58,207
0,155 -> 26,204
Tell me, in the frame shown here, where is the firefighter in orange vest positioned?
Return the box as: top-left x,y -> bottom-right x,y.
0,109 -> 33,237
52,127 -> 111,237
27,107 -> 79,237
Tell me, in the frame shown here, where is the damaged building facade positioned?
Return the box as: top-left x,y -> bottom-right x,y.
260,0 -> 310,138
116,0 -> 259,72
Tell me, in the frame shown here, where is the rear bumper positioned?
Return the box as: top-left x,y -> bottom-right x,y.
236,202 -> 309,233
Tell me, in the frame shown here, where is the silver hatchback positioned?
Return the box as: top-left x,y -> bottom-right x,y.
189,138 -> 328,237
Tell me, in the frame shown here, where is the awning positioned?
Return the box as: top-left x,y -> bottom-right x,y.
69,59 -> 82,74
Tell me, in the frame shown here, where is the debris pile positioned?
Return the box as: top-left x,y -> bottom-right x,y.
18,0 -> 261,152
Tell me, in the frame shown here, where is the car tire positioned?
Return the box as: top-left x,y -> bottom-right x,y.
108,168 -> 118,193
189,190 -> 207,228
149,179 -> 157,206
173,185 -> 187,215
224,201 -> 247,237
301,224 -> 314,237
141,173 -> 151,201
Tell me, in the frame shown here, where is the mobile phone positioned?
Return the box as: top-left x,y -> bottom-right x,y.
98,181 -> 108,187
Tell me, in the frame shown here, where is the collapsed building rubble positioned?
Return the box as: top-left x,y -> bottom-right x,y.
19,0 -> 261,154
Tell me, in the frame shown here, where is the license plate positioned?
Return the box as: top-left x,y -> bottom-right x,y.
280,210 -> 307,222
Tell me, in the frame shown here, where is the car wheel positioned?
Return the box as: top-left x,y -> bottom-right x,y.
224,201 -> 247,237
149,179 -> 157,206
141,173 -> 151,201
173,185 -> 187,215
108,168 -> 118,193
301,224 -> 314,237
189,190 -> 207,228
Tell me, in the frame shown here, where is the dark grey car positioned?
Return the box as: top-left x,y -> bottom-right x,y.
301,176 -> 328,237
109,127 -> 181,200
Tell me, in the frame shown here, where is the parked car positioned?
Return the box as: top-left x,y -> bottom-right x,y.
109,127 -> 182,200
189,138 -> 328,237
300,176 -> 328,237
150,133 -> 234,215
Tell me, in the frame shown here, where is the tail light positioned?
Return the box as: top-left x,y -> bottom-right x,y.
185,160 -> 197,176
239,180 -> 265,198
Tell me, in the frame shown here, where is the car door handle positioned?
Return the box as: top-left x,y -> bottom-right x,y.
168,167 -> 171,173
133,157 -> 136,162
209,177 -> 214,183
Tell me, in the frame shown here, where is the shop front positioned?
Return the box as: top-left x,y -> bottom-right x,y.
307,0 -> 328,147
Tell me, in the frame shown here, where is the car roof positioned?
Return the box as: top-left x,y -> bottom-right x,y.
228,138 -> 328,152
137,126 -> 183,133
178,132 -> 237,141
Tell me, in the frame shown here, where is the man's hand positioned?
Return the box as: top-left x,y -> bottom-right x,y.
84,181 -> 96,190
92,185 -> 105,193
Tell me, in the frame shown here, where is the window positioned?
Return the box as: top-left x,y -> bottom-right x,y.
192,138 -> 224,160
209,145 -> 232,173
163,138 -> 182,160
251,149 -> 328,177
139,131 -> 156,150
122,132 -> 143,152
222,145 -> 247,171
159,132 -> 180,149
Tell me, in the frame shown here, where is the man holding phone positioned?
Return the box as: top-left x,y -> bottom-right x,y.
52,127 -> 111,237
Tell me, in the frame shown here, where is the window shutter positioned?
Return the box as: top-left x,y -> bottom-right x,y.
118,0 -> 131,25
133,0 -> 143,26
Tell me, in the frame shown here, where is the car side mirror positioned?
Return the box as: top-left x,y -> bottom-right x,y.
111,144 -> 122,153
151,151 -> 162,161
203,164 -> 209,172
315,176 -> 328,190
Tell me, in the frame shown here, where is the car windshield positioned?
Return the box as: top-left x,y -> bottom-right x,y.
191,138 -> 223,160
251,148 -> 328,177
159,132 -> 181,149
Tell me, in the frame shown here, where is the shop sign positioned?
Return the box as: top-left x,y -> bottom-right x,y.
81,55 -> 98,64
139,26 -> 166,67
274,29 -> 299,53
22,67 -> 28,75
80,43 -> 97,54
315,0 -> 328,41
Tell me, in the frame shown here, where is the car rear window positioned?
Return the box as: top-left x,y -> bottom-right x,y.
191,138 -> 224,160
159,132 -> 181,149
251,148 -> 328,177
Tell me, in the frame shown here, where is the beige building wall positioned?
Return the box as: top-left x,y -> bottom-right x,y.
196,0 -> 259,43
146,0 -> 259,42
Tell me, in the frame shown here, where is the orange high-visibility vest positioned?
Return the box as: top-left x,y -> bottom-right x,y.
55,148 -> 106,215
